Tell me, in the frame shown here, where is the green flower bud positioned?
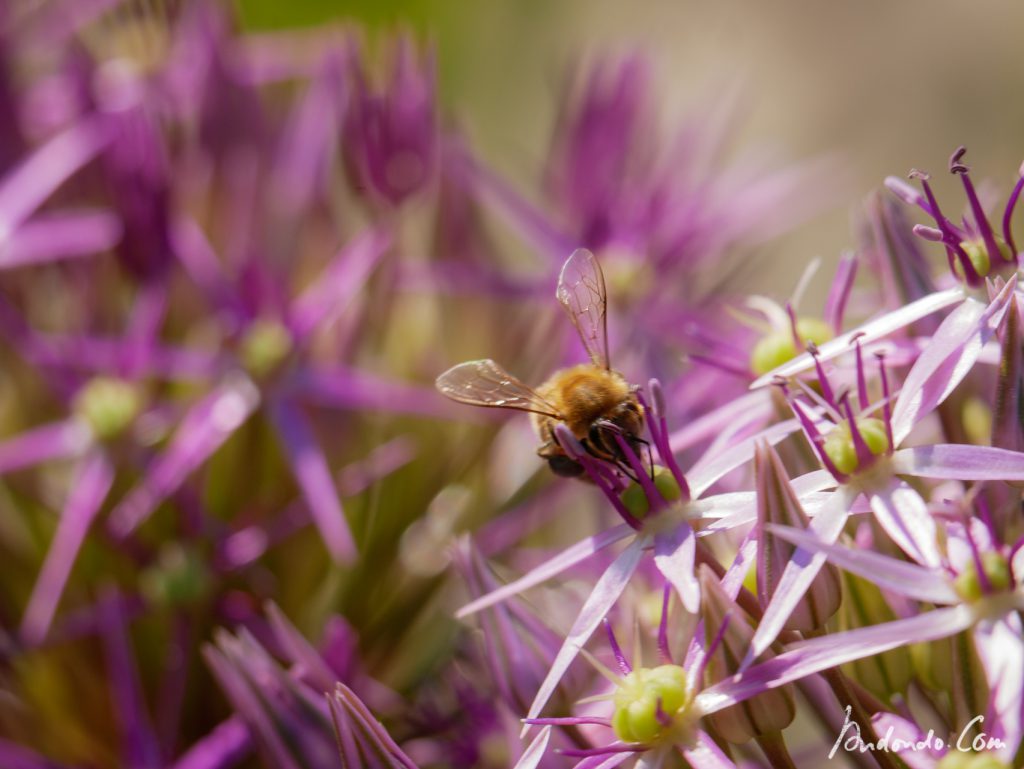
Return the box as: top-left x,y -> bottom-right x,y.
954,552 -> 1012,601
755,442 -> 841,632
611,664 -> 691,745
910,636 -> 954,692
240,319 -> 292,378
840,572 -> 911,702
936,751 -> 1008,769
750,317 -> 834,377
822,418 -> 890,475
74,377 -> 143,441
699,566 -> 796,742
961,397 -> 992,447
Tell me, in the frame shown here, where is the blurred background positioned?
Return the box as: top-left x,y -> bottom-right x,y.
237,0 -> 1024,297
0,1 -> 1020,767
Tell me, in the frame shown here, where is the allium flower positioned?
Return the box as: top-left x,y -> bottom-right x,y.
768,513 -> 1024,762
460,377 -> 815,725
758,148 -> 1022,390
748,340 -> 1024,659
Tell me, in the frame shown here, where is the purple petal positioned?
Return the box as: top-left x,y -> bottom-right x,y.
0,739 -> 69,769
170,218 -> 241,315
512,726 -> 551,769
288,366 -> 460,419
170,718 -> 251,769
109,377 -> 259,536
745,486 -> 857,661
0,419 -> 90,475
699,604 -> 977,714
868,481 -> 940,569
750,287 -> 964,387
446,144 -> 576,262
766,524 -> 956,604
30,333 -> 224,381
687,418 -> 801,498
269,396 -> 355,563
202,642 -> 304,769
271,55 -> 342,216
654,524 -> 700,613
0,118 -> 109,236
456,524 -> 634,618
524,537 -> 645,728
0,209 -> 121,268
264,602 -> 337,692
289,228 -> 390,342
892,444 -> 1024,481
328,684 -> 419,769
668,391 -> 772,454
100,589 -> 162,769
21,451 -> 114,644
891,282 -> 1014,444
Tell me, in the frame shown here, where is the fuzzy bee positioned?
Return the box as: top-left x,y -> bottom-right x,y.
436,249 -> 644,478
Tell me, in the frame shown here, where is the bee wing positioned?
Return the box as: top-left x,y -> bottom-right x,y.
556,248 -> 610,369
435,359 -> 564,417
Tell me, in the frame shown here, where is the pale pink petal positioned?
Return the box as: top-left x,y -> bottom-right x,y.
750,287 -> 964,387
512,726 -> 551,769
456,524 -> 634,618
668,390 -> 772,455
870,713 -> 943,769
972,614 -> 1024,761
891,280 -> 1015,444
892,444 -> 1024,481
679,731 -> 738,769
687,419 -> 801,498
699,604 -> 977,714
868,481 -> 941,569
654,524 -> 699,613
524,537 -> 646,728
745,486 -> 857,661
766,524 -> 956,604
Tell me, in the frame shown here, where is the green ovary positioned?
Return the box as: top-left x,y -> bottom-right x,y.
822,418 -> 890,475
953,551 -> 1012,601
618,466 -> 682,519
74,377 -> 143,441
750,317 -> 833,376
611,664 -> 692,745
240,318 -> 293,378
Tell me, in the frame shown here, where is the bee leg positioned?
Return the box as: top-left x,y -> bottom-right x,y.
547,455 -> 584,477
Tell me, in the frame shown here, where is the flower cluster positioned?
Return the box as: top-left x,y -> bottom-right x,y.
0,3 -> 1022,769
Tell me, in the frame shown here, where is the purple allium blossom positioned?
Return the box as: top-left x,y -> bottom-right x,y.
3,4 -> 1024,769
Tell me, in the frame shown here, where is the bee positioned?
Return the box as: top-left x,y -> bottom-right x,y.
436,249 -> 644,478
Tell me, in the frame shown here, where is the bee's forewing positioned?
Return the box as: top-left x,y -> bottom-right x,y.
435,359 -> 563,417
556,248 -> 610,369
